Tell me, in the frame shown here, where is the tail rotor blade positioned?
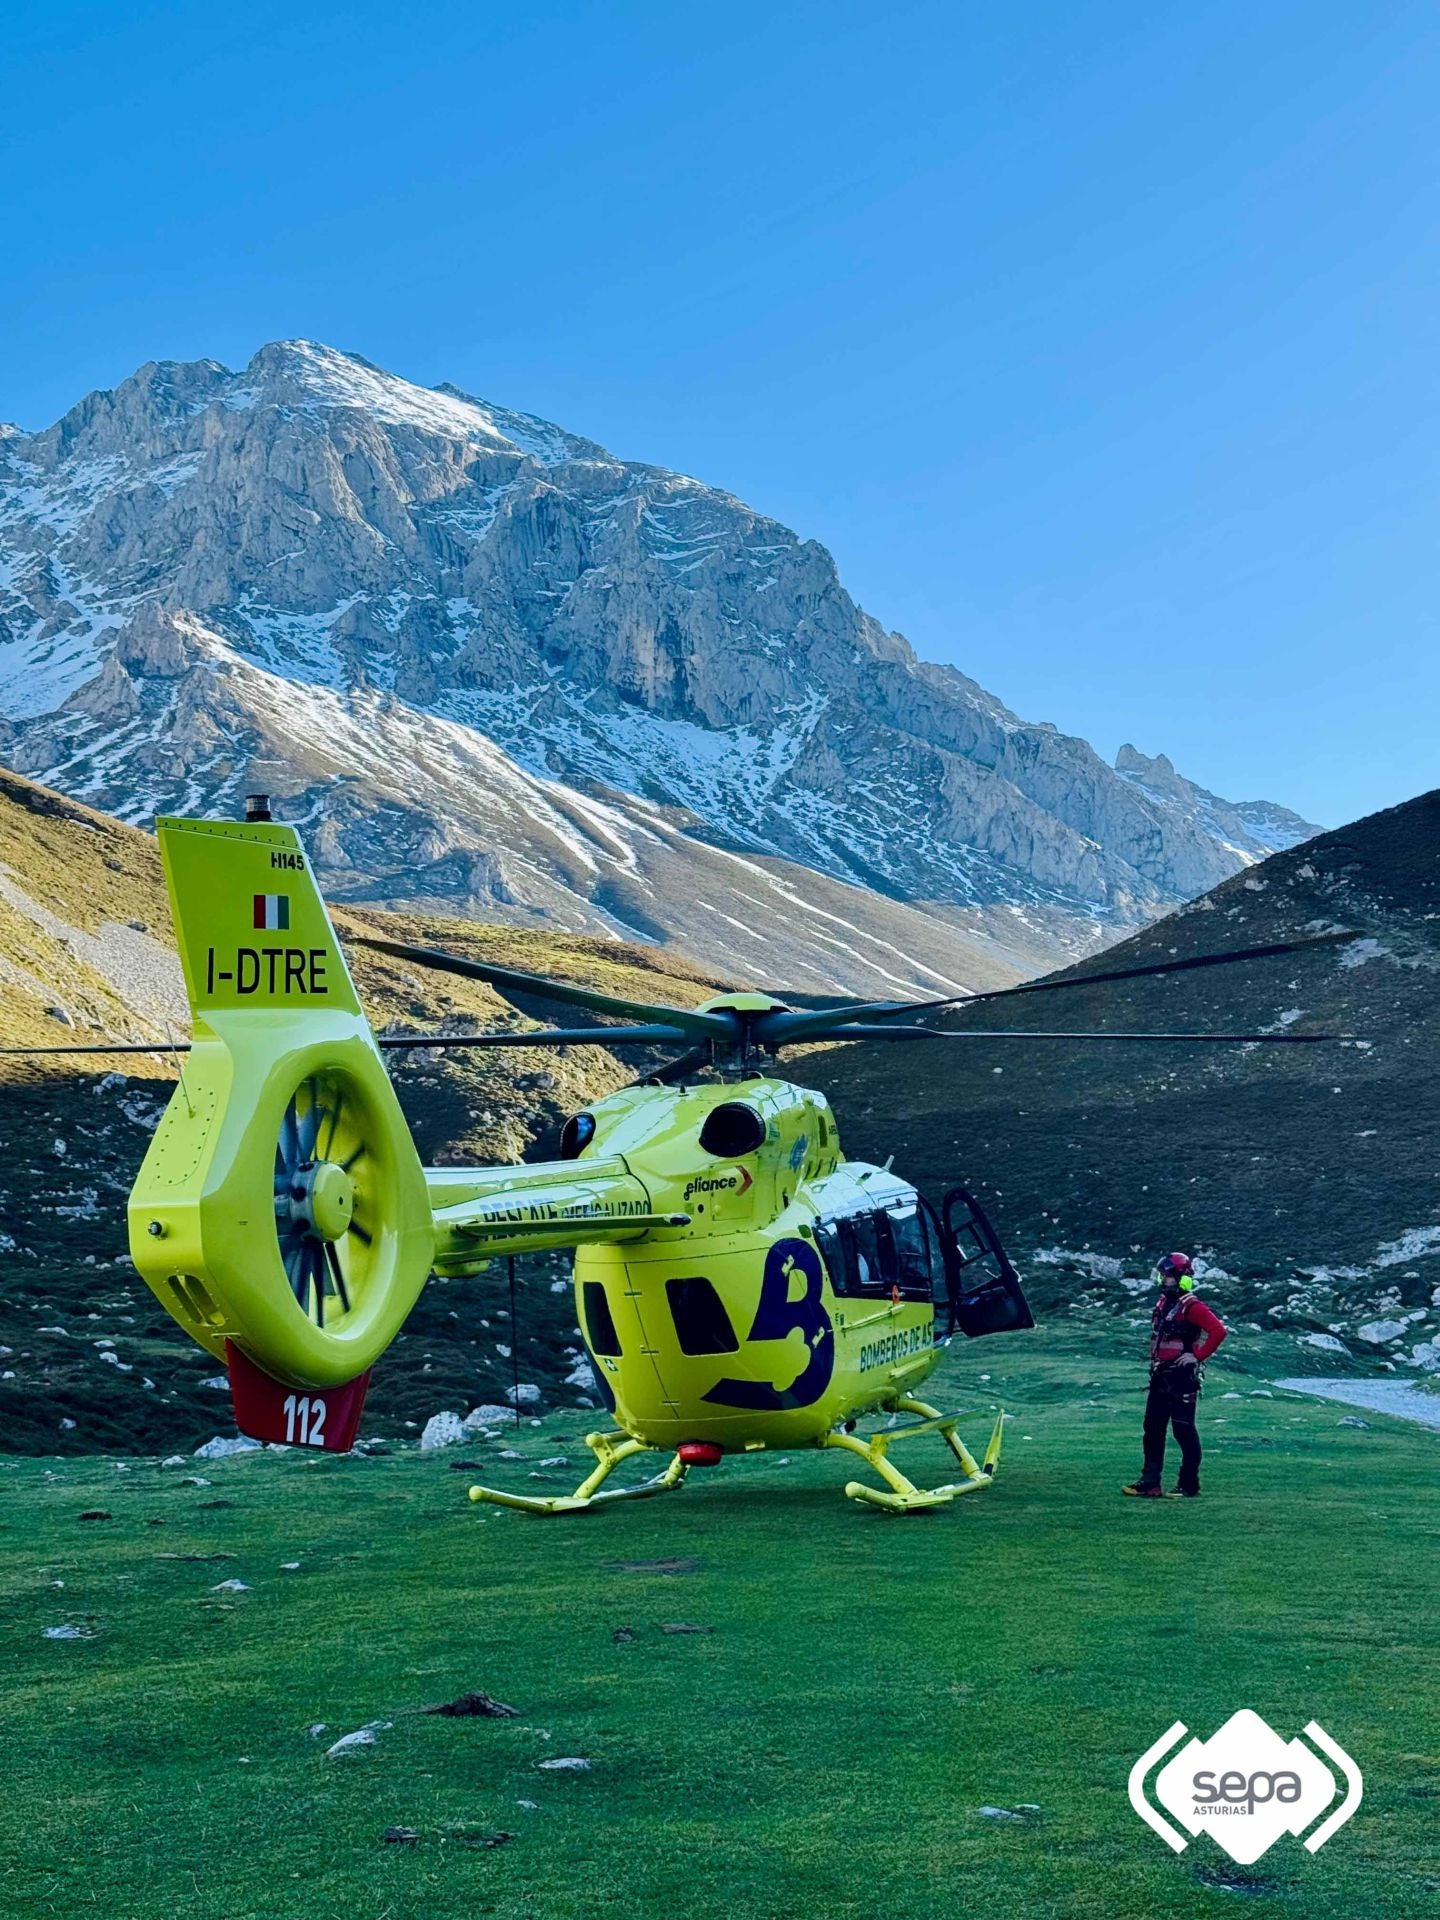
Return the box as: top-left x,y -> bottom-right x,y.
299,1079 -> 323,1159
280,1099 -> 301,1169
325,1241 -> 352,1314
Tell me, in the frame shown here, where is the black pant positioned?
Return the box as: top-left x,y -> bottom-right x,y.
1138,1371 -> 1202,1493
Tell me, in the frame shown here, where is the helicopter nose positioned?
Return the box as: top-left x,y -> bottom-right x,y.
677,1441 -> 724,1467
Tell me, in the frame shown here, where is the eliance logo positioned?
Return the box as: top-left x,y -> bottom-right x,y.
1129,1711 -> 1362,1865
682,1167 -> 753,1204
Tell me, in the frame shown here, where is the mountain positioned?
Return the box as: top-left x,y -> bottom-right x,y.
794,788 -> 1440,1369
0,340 -> 1318,995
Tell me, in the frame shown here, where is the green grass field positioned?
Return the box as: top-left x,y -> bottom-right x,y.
3,1329 -> 1437,1920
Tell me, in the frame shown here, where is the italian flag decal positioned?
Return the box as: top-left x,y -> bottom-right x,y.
253,893 -> 291,931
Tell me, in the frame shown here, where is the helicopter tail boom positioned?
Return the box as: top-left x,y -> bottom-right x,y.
428,1159 -> 690,1270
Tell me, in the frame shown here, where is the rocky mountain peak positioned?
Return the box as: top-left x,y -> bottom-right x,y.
0,341 -> 1320,993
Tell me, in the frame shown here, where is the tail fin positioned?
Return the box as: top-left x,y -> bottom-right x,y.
130,814 -> 432,1396
158,815 -> 362,1022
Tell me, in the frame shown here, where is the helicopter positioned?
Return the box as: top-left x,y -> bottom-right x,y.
5,804 -> 1349,1515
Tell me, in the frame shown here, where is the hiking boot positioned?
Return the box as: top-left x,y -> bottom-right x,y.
1122,1482 -> 1166,1498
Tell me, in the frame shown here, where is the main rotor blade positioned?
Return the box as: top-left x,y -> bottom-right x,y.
814,1023 -> 1344,1044
345,932 -> 732,1037
949,929 -> 1364,1007
0,1040 -> 191,1056
637,1043 -> 716,1086
377,1023 -> 694,1051
0,1020 -> 698,1057
752,998 -> 950,1046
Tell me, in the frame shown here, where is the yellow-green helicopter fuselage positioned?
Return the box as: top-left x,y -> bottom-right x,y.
429,1073 -> 945,1455
126,813 -> 1026,1512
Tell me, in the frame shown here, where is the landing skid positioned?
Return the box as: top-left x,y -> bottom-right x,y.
465,1398 -> 1005,1517
468,1429 -> 690,1516
822,1396 -> 1006,1512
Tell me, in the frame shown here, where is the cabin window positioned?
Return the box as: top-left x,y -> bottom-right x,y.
818,1207 -> 940,1299
885,1204 -> 939,1302
842,1215 -> 878,1294
820,1215 -> 882,1297
665,1276 -> 740,1355
581,1280 -> 623,1356
833,1212 -> 892,1296
815,1220 -> 847,1295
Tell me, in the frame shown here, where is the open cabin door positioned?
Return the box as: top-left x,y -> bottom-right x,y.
939,1186 -> 1035,1338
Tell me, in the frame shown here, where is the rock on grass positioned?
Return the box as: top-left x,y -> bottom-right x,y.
326,1721 -> 392,1757
423,1690 -> 520,1718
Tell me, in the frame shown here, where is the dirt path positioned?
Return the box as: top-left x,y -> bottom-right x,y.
1273,1376 -> 1440,1430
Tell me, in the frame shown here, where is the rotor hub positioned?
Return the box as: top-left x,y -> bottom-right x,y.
281,1158 -> 355,1244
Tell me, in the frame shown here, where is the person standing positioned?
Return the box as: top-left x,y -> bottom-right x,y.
1122,1253 -> 1228,1499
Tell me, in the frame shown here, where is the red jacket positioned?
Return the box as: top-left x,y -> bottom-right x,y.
1150,1292 -> 1228,1372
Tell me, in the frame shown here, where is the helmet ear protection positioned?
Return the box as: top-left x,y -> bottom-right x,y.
1178,1274 -> 1195,1292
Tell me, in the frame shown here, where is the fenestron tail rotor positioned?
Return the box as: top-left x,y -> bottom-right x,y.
273,1072 -> 375,1329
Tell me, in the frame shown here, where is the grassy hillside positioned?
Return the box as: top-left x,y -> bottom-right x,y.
796,790 -> 1440,1361
0,771 -> 729,1454
2,1330 -> 1436,1920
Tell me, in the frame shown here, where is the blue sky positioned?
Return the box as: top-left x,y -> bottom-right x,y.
3,1 -> 1435,826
